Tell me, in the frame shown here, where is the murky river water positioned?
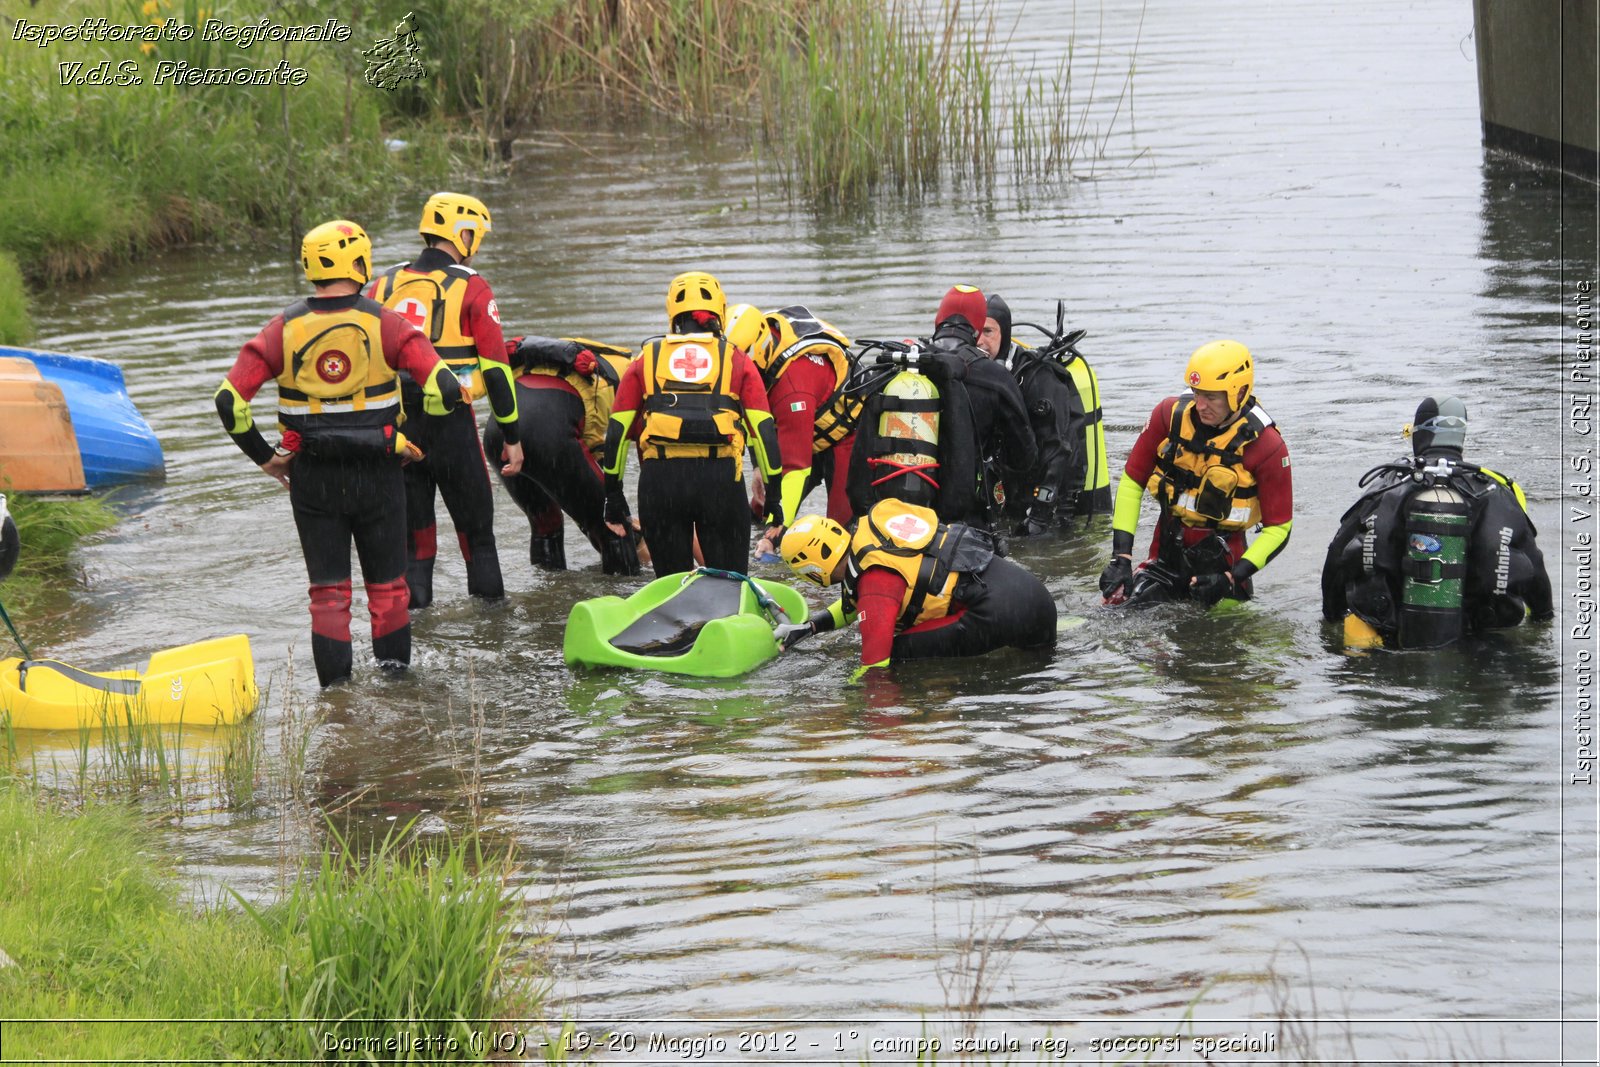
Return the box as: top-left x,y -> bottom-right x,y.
16,0 -> 1599,1061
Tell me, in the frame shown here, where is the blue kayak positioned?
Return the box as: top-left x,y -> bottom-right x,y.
0,347 -> 164,487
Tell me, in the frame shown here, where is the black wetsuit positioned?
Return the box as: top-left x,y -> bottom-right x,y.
929,323 -> 1037,530
483,378 -> 639,574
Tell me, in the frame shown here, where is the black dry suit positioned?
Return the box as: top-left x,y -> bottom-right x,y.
484,336 -> 641,575
925,321 -> 1037,531
844,341 -> 979,524
1320,453 -> 1552,649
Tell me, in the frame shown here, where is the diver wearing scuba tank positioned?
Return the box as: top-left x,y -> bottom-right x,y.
979,294 -> 1111,530
921,285 -> 1036,538
1321,396 -> 1552,649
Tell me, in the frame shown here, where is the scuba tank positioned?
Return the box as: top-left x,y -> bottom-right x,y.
1398,480 -> 1471,649
846,340 -> 977,521
873,367 -> 942,508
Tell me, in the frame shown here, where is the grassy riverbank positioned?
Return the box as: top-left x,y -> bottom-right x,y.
0,778 -> 557,1062
0,0 -> 452,286
2,0 -> 1124,290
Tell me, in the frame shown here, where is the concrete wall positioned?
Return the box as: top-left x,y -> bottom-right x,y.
1474,0 -> 1598,178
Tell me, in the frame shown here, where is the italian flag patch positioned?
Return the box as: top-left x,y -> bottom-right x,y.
790,400 -> 808,413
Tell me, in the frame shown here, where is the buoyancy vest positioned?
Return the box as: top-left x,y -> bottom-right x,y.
762,311 -> 855,453
371,261 -> 483,400
1148,394 -> 1272,530
275,297 -> 398,434
844,499 -> 996,628
637,334 -> 746,461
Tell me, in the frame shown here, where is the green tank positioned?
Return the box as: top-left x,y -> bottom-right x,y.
1398,483 -> 1470,648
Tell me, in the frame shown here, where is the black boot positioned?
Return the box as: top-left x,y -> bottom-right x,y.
530,531 -> 567,571
372,623 -> 411,672
465,540 -> 505,599
406,556 -> 434,610
311,634 -> 353,687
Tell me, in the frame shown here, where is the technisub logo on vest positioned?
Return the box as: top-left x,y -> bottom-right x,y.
1495,526 -> 1513,593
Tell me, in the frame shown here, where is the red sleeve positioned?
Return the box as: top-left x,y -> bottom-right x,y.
379,309 -> 443,379
1122,397 -> 1178,485
612,358 -> 644,417
767,362 -> 834,476
224,317 -> 286,400
730,350 -> 772,416
460,276 -> 508,363
1244,426 -> 1293,526
855,567 -> 907,665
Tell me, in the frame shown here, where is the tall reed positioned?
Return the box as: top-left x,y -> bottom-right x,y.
374,0 -> 1130,203
257,824 -> 523,1062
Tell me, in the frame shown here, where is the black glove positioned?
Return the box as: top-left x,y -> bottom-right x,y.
773,621 -> 814,650
603,476 -> 630,526
761,482 -> 785,528
1098,555 -> 1133,601
1190,570 -> 1236,607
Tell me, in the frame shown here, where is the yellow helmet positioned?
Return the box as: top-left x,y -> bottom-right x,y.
780,515 -> 850,587
724,303 -> 770,362
301,219 -> 372,285
419,192 -> 492,259
666,270 -> 726,330
1184,339 -> 1254,413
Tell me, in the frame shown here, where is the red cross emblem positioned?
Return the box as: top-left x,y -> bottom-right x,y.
1187,370 -> 1202,386
670,344 -> 713,383
317,350 -> 352,383
886,514 -> 930,542
395,298 -> 429,331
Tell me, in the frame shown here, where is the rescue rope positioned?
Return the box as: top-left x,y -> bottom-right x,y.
0,598 -> 31,660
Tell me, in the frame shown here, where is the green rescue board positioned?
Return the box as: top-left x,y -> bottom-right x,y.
564,571 -> 809,678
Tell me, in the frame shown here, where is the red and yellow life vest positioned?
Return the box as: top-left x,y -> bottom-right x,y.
638,334 -> 746,461
847,499 -> 994,628
371,262 -> 483,400
770,339 -> 854,453
275,297 -> 398,432
1147,394 -> 1271,531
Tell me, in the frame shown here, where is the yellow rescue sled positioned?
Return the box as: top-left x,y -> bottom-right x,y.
0,634 -> 257,731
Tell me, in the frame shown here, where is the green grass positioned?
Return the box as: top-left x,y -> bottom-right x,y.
0,781 -> 284,1061
0,0 -> 451,284
0,779 -> 564,1062
252,825 -> 533,1062
0,253 -> 36,345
